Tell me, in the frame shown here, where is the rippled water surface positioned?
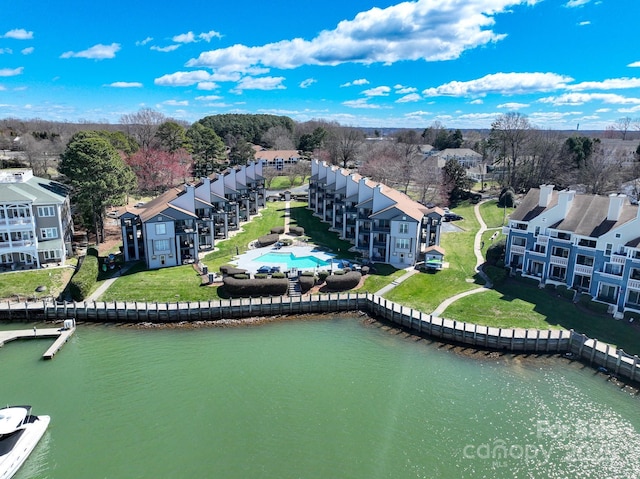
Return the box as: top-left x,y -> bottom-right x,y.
1,318 -> 639,478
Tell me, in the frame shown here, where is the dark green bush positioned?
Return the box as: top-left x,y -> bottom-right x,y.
220,265 -> 247,276
234,274 -> 249,279
333,270 -> 345,275
498,187 -> 516,207
299,275 -> 315,293
270,226 -> 285,234
301,271 -> 315,277
486,238 -> 506,266
325,271 -> 362,291
271,272 -> 286,279
257,233 -> 279,246
280,238 -> 293,246
289,226 -> 305,236
318,270 -> 330,282
361,266 -> 370,275
254,273 -> 268,279
68,247 -> 99,301
556,285 -> 575,300
223,277 -> 289,297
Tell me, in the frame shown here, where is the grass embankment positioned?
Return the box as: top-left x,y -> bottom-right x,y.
0,267 -> 73,302
101,202 -> 288,302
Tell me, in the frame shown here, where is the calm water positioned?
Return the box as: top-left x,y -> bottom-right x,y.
257,251 -> 330,269
1,318 -> 639,479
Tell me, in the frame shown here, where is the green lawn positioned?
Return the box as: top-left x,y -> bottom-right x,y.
268,176 -> 309,190
358,264 -> 405,294
0,267 -> 72,301
479,200 -> 515,228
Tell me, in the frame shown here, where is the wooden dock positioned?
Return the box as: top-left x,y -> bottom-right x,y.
0,326 -> 76,359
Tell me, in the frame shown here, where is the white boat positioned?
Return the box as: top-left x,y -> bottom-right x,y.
0,406 -> 49,479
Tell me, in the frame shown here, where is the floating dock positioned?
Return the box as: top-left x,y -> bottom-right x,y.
0,320 -> 76,359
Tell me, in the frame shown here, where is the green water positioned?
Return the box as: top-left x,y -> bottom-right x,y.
1,318 -> 639,479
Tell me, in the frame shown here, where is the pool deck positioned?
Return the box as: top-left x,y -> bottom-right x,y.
232,245 -> 338,274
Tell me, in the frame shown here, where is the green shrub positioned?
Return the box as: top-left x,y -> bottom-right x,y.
301,271 -> 315,277
223,277 -> 289,297
486,238 -> 506,266
289,226 -> 305,236
271,272 -> 286,279
361,266 -> 370,275
68,247 -> 99,301
234,274 -> 249,279
257,233 -> 279,246
484,265 -> 507,285
299,275 -> 315,293
318,270 -> 329,283
333,270 -> 345,275
270,226 -> 285,234
220,265 -> 247,276
280,238 -> 293,246
557,285 -> 575,300
325,271 -> 362,291
254,273 -> 268,279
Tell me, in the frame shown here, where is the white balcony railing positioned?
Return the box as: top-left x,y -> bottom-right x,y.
549,255 -> 569,267
510,245 -> 525,255
611,254 -> 627,265
537,236 -> 549,245
628,279 -> 640,291
574,264 -> 593,275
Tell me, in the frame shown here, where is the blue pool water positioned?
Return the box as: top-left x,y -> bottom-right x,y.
257,251 -> 331,269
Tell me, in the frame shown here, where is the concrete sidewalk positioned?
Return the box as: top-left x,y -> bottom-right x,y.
374,267 -> 419,296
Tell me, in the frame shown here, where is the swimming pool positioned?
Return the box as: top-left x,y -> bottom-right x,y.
256,251 -> 331,269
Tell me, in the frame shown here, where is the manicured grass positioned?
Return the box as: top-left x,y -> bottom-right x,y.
288,204 -> 360,261
268,176 -> 309,190
0,267 -> 73,301
101,262 -> 220,302
479,200 -> 515,228
358,264 -> 405,294
443,278 -> 640,354
100,203 -> 288,302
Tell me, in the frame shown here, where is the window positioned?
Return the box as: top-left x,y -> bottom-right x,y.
605,243 -> 613,256
534,226 -> 540,236
574,274 -> 591,290
37,206 -> 55,217
396,238 -> 410,250
40,228 -> 58,239
578,238 -> 597,248
627,290 -> 640,307
512,236 -> 526,247
533,244 -> 546,254
155,223 -> 167,235
549,265 -> 566,281
603,263 -> 623,276
42,250 -> 61,260
551,246 -> 569,258
631,268 -> 640,280
576,255 -> 594,267
399,223 -> 409,234
0,254 -> 12,263
154,239 -> 170,252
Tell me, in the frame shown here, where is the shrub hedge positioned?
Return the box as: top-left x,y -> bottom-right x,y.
223,277 -> 289,297
299,275 -> 315,293
220,265 -> 247,276
289,226 -> 305,236
361,266 -> 370,275
270,226 -> 285,234
318,270 -> 330,283
68,247 -> 99,301
257,233 -> 279,246
271,272 -> 286,279
325,271 -> 362,291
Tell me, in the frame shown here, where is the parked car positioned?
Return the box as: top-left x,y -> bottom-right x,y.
443,213 -> 463,222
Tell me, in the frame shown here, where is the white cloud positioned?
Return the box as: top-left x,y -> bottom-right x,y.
199,30 -> 222,42
151,44 -> 181,53
363,86 -> 390,97
538,93 -> 640,106
154,70 -> 215,86
423,72 -> 572,97
0,48 -> 12,54
195,95 -> 222,101
231,76 -> 286,92
497,102 -> 529,109
107,82 -> 143,88
196,81 -> 219,90
565,0 -> 591,6
173,32 -> 196,44
2,29 -> 33,40
60,43 -> 120,60
578,21 -> 591,26
0,67 -> 24,77
395,85 -> 417,94
163,100 -> 189,106
628,61 -> 640,68
21,47 -> 34,55
342,98 -> 382,109
300,78 -> 317,88
136,37 -> 153,46
396,93 -> 422,103
568,77 -> 640,91
341,78 -> 370,87
187,0 -> 540,74
595,108 -> 611,113
470,99 -> 484,104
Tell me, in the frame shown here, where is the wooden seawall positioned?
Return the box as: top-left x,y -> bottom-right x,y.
1,293 -> 638,382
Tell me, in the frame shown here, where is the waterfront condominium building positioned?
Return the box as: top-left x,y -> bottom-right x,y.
504,184 -> 640,318
119,161 -> 265,270
308,159 -> 445,268
0,168 -> 73,270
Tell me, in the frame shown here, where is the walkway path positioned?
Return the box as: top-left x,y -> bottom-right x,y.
86,263 -> 136,302
431,199 -> 494,317
374,267 -> 420,296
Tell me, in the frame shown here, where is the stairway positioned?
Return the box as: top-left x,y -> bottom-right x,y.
288,277 -> 302,296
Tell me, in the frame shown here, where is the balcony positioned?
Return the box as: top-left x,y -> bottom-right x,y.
536,236 -> 549,245
510,245 -> 525,255
549,255 -> 568,267
574,264 -> 593,275
611,254 -> 627,265
628,279 -> 640,291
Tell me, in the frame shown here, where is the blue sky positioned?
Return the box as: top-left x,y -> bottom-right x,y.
1,0 -> 638,130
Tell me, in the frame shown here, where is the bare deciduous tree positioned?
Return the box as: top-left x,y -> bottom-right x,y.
120,108 -> 166,150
